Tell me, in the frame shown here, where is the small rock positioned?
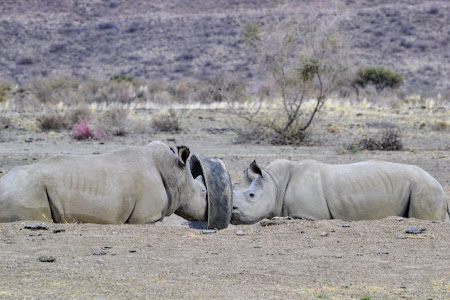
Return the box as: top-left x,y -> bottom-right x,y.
103,246 -> 112,249
53,229 -> 65,233
397,234 -> 406,239
235,230 -> 246,236
93,251 -> 107,256
129,250 -> 136,253
319,231 -> 328,237
254,245 -> 262,249
24,224 -> 48,230
39,256 -> 56,262
29,233 -> 42,237
272,216 -> 292,220
335,254 -> 343,258
377,251 -> 389,255
396,217 -> 404,222
201,229 -> 217,234
405,226 -> 426,234
339,224 -> 350,228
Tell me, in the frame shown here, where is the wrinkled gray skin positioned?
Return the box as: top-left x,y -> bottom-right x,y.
231,159 -> 449,224
0,141 -> 207,224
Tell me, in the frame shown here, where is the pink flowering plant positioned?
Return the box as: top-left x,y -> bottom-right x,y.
73,120 -> 106,140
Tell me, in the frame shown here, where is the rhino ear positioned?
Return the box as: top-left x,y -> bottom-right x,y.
250,160 -> 263,177
176,146 -> 190,168
244,168 -> 256,185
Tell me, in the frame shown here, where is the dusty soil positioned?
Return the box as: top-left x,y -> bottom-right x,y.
0,102 -> 449,299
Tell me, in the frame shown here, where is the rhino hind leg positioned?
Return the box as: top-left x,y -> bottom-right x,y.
408,180 -> 448,221
0,171 -> 54,223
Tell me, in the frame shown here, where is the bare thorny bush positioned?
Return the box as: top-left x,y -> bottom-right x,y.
224,4 -> 352,145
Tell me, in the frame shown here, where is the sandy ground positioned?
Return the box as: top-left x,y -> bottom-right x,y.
0,101 -> 449,299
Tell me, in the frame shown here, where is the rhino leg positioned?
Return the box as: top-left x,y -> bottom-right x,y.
0,168 -> 53,222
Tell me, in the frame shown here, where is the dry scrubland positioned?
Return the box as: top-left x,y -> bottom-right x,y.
0,0 -> 449,299
0,99 -> 449,300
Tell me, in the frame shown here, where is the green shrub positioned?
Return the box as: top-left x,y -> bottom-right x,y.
352,66 -> 403,94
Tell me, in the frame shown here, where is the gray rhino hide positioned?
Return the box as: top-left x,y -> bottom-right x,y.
0,141 -> 206,224
232,159 -> 449,224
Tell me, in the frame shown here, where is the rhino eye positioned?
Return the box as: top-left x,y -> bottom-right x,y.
248,192 -> 255,198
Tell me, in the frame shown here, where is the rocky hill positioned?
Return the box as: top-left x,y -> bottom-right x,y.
0,0 -> 448,96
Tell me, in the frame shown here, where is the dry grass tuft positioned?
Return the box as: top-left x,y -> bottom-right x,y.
0,115 -> 12,129
37,112 -> 66,131
97,106 -> 129,136
151,109 -> 181,132
359,128 -> 403,151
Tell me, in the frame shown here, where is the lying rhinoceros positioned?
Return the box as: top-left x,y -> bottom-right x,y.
0,141 -> 209,224
231,159 -> 449,224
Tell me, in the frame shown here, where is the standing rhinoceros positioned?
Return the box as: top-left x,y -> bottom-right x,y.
231,159 -> 449,224
0,141 -> 208,224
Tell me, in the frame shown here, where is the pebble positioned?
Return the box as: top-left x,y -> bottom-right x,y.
24,224 -> 48,230
201,229 -> 217,234
93,251 -> 107,256
235,230 -> 246,236
319,231 -> 328,237
405,226 -> 426,234
129,250 -> 136,253
339,224 -> 350,228
397,234 -> 406,239
53,229 -> 65,233
39,256 -> 56,262
396,217 -> 404,222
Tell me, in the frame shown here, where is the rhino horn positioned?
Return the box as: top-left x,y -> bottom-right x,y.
250,160 -> 263,177
244,168 -> 255,186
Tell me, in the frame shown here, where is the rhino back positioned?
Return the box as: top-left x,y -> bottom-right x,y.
322,160 -> 425,220
36,148 -> 166,223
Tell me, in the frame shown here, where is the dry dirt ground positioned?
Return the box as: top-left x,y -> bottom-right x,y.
0,101 -> 449,299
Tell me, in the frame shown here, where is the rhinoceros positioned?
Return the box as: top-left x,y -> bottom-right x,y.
0,141 -> 208,224
231,159 -> 449,224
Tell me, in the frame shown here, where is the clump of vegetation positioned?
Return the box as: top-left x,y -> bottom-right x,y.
359,128 -> 403,151
336,142 -> 359,155
64,104 -> 92,126
151,109 -> 181,132
227,6 -> 350,145
110,74 -> 138,86
37,112 -> 66,131
32,77 -> 79,104
200,77 -> 247,103
431,120 -> 448,131
73,120 -> 105,140
97,106 -> 129,136
351,66 -> 403,98
0,115 -> 12,129
0,81 -> 10,102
